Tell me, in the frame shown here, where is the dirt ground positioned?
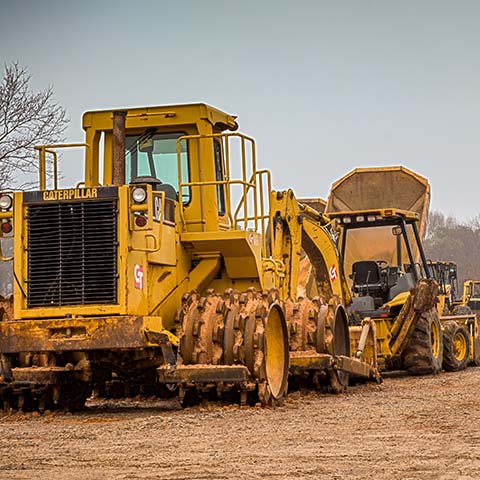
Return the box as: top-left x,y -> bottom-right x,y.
1,368 -> 480,480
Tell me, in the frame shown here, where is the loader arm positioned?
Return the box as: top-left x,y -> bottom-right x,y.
268,190 -> 379,385
269,189 -> 350,303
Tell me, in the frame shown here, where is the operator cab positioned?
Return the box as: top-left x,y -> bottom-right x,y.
329,209 -> 432,322
427,261 -> 458,310
78,103 -> 240,233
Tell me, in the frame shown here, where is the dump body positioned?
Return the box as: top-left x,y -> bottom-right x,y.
325,166 -> 430,228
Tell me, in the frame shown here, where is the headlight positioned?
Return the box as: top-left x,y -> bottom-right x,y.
0,194 -> 12,210
132,187 -> 147,203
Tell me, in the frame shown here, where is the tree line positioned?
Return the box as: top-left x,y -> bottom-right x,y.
424,211 -> 480,292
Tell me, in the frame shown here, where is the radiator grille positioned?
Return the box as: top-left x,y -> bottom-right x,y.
27,200 -> 118,307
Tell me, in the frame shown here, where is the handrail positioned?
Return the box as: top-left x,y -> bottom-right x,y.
176,132 -> 270,238
34,143 -> 90,190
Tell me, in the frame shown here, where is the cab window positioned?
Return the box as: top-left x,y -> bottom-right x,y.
214,139 -> 226,215
125,132 -> 190,203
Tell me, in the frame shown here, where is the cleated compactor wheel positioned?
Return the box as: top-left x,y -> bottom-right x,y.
285,296 -> 351,393
174,288 -> 289,407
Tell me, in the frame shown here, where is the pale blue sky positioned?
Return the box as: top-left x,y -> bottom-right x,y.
1,0 -> 479,218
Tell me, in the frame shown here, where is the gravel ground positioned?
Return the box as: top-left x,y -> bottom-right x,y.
1,368 -> 480,480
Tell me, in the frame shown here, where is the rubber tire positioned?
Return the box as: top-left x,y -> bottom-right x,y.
403,309 -> 443,375
442,320 -> 470,372
328,306 -> 350,393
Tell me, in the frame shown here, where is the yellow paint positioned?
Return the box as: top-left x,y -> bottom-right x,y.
386,291 -> 410,308
453,330 -> 468,361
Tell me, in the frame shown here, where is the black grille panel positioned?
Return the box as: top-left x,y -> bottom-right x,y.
27,200 -> 117,307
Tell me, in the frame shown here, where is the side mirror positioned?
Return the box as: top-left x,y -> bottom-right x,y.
139,137 -> 154,153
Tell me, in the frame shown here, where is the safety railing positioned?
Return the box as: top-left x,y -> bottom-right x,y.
177,133 -> 272,255
34,143 -> 90,190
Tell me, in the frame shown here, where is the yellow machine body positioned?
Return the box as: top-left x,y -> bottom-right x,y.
462,280 -> 480,314
326,208 -> 439,373
3,105 -> 257,337
428,262 -> 480,366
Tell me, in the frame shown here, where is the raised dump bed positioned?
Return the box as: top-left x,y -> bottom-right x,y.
325,166 -> 430,228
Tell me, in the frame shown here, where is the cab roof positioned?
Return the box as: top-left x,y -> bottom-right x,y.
82,103 -> 238,132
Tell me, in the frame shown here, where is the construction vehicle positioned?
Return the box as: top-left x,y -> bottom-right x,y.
460,280 -> 480,316
428,261 -> 460,315
428,262 -> 480,369
326,207 -> 441,374
0,103 -> 381,412
428,261 -> 474,315
325,167 -> 480,373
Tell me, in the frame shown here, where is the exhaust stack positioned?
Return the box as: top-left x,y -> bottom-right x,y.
112,110 -> 127,185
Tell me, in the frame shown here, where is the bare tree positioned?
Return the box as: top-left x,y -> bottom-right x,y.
0,62 -> 69,190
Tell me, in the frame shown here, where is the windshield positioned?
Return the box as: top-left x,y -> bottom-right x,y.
125,132 -> 189,202
341,223 -> 423,286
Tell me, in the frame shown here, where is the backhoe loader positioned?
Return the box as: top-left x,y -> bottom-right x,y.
324,167 -> 480,373
327,207 -> 442,374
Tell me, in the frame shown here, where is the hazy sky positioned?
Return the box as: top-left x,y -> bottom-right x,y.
1,0 -> 479,218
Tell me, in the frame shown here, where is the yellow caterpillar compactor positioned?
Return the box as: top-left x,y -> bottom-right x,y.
0,103 -> 381,412
324,167 -> 480,374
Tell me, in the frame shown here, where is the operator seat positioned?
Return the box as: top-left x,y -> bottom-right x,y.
351,261 -> 385,300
